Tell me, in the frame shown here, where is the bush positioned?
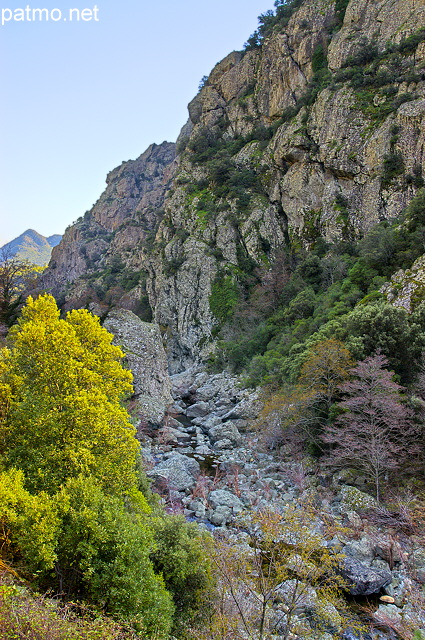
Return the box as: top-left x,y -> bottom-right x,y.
209,275 -> 239,323
0,581 -> 139,639
312,43 -> 327,72
381,151 -> 405,188
55,477 -> 174,636
151,515 -> 214,634
335,0 -> 350,25
397,27 -> 425,55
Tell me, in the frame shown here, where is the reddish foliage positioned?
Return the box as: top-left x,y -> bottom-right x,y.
322,354 -> 418,502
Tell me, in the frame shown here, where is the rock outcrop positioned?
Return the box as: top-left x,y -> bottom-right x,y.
381,254 -> 425,312
103,308 -> 172,425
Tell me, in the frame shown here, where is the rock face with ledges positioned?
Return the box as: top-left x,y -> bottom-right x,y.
39,0 -> 425,371
39,142 -> 176,306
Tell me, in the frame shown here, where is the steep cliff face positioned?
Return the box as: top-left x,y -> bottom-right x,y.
40,0 -> 425,372
40,142 -> 176,314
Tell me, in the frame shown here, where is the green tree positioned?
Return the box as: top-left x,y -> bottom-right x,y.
1,294 -> 138,495
343,301 -> 425,381
150,515 -> 214,635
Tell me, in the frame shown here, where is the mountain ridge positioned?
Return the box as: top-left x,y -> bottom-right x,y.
2,229 -> 62,266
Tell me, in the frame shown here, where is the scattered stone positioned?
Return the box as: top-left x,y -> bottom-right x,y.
186,401 -> 211,418
380,595 -> 395,604
208,489 -> 244,512
341,556 -> 392,596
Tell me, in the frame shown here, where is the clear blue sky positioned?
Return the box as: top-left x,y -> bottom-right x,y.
0,0 -> 274,245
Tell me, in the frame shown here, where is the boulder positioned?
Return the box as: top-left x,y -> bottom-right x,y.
208,489 -> 244,512
410,548 -> 425,583
209,421 -> 242,446
338,485 -> 376,512
342,537 -> 376,564
147,452 -> 200,491
340,556 -> 392,596
104,309 -> 172,425
196,414 -> 222,430
222,394 -> 263,421
213,438 -> 235,450
209,505 -> 233,526
186,401 -> 211,418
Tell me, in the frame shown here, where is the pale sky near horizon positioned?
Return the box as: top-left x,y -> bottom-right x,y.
0,0 -> 275,246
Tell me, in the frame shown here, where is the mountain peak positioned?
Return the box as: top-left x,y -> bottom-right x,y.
1,229 -> 62,266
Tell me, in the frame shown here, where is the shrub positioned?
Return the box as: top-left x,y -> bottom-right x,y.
0,578 -> 139,640
209,275 -> 239,323
55,476 -> 174,636
150,515 -> 214,634
381,151 -> 405,188
335,0 -> 350,25
312,43 -> 327,73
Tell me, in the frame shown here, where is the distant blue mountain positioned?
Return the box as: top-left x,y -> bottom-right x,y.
1,229 -> 62,266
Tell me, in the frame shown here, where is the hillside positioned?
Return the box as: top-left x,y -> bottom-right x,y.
1,229 -> 62,266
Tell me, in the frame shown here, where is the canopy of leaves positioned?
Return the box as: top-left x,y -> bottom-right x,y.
1,294 -> 138,495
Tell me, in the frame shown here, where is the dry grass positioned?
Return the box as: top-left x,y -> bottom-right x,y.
0,572 -> 139,640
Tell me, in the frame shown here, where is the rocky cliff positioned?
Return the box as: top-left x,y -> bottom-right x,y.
39,0 -> 425,372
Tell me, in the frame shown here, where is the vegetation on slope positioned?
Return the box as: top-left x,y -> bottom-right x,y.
210,189 -> 425,388
0,295 -> 213,638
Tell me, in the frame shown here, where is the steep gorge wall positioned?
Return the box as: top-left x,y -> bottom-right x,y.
39,0 -> 425,372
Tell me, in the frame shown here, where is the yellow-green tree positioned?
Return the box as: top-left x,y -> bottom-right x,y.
299,338 -> 354,410
1,294 -> 138,495
0,295 -> 178,636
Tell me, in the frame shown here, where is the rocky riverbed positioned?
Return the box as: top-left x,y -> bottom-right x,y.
105,311 -> 425,639
135,365 -> 425,640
